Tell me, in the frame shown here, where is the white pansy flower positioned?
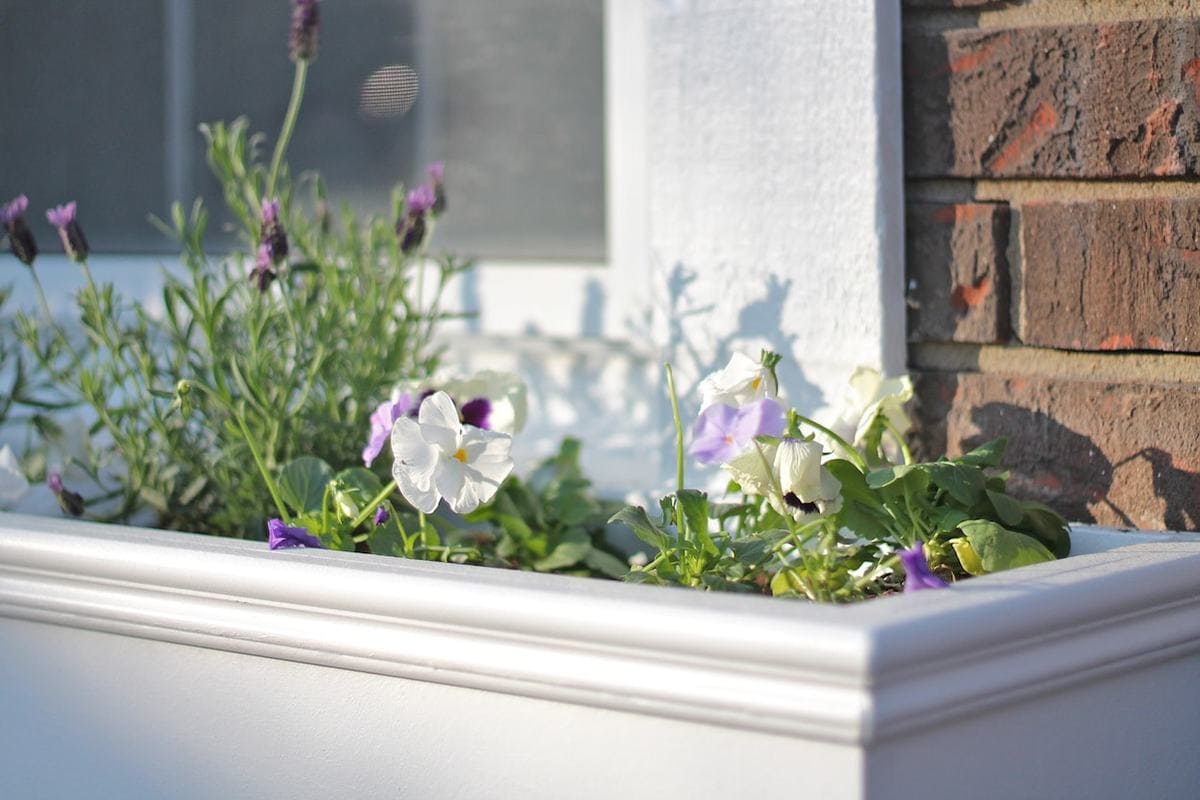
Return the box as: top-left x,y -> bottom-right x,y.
699,352 -> 777,409
390,391 -> 514,515
724,438 -> 842,521
439,370 -> 528,435
0,445 -> 30,510
834,367 -> 913,445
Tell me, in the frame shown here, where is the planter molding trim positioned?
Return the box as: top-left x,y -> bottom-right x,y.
2,515 -> 1199,754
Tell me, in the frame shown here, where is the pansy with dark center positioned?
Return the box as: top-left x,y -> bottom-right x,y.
783,492 -> 819,515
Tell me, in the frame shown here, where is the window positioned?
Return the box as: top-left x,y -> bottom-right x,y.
0,0 -> 607,261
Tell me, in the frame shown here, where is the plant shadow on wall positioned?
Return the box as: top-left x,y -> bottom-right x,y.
916,377 -> 1200,529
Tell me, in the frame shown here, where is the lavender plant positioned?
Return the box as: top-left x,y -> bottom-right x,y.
7,0 -> 466,536
611,353 -> 1071,601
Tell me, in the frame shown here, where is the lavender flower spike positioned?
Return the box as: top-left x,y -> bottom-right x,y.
250,243 -> 277,292
428,162 -> 446,215
1,194 -> 38,266
259,198 -> 288,264
396,184 -> 435,254
689,398 -> 785,465
47,471 -> 85,517
289,0 -> 320,62
899,544 -> 949,592
45,201 -> 89,262
267,518 -> 324,550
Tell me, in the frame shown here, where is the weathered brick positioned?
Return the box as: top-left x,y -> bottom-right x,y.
905,20 -> 1200,177
903,0 -> 1005,7
907,201 -> 1010,343
913,371 -> 1200,530
1020,199 -> 1200,353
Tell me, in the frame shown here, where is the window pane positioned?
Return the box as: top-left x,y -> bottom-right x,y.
0,0 -> 167,253
3,0 -> 605,261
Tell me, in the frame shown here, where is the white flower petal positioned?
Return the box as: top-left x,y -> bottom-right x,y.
391,416 -> 440,513
700,352 -> 776,409
0,445 -> 30,508
418,391 -> 462,432
434,458 -> 467,508
395,469 -> 442,514
723,441 -> 777,496
774,439 -> 825,501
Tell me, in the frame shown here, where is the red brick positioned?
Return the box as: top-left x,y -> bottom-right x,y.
903,0 -> 1005,7
905,20 -> 1200,177
907,202 -> 1010,343
1020,199 -> 1200,353
913,371 -> 1200,530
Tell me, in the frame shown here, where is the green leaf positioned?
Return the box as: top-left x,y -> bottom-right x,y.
985,489 -> 1025,528
583,548 -> 630,579
925,462 -> 986,506
534,529 -> 592,571
866,463 -> 921,489
933,506 -> 971,533
609,505 -> 671,551
957,438 -> 1008,468
957,520 -> 1055,573
278,456 -> 334,514
676,490 -> 718,556
1017,502 -> 1072,559
951,538 -> 986,576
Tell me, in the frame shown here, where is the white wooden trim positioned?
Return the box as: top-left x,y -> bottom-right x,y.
2,513 -> 1198,747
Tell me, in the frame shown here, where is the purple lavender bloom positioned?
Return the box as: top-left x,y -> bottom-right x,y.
688,398 -> 785,465
250,244 -> 277,292
259,198 -> 288,264
428,162 -> 446,215
373,505 -> 390,526
407,184 -> 435,215
267,518 -> 324,550
1,195 -> 37,266
459,397 -> 492,429
47,472 -> 84,517
45,201 -> 89,262
396,185 -> 432,254
899,545 -> 949,592
289,0 -> 320,62
362,394 -> 414,466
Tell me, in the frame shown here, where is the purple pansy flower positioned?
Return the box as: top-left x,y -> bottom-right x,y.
289,0 -> 320,62
459,397 -> 492,429
362,394 -> 414,466
46,201 -> 89,262
373,505 -> 390,526
688,398 -> 785,465
899,545 -> 949,592
267,518 -> 324,550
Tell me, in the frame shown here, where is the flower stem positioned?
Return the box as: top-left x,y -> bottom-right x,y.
267,59 -> 309,200
350,479 -> 397,530
885,418 -> 914,465
234,409 -> 290,522
664,362 -> 685,493
793,413 -> 867,471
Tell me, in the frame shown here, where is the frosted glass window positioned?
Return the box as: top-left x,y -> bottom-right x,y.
1,0 -> 606,261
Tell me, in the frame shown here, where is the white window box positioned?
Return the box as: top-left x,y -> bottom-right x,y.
1,514 -> 1198,799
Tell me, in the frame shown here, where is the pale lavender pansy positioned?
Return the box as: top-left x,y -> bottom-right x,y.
689,398 -> 785,465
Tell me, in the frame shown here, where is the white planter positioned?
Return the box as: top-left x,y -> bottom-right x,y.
1,513 -> 1198,799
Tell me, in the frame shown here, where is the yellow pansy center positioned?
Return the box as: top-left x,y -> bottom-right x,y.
453,448 -> 468,463
751,376 -> 762,390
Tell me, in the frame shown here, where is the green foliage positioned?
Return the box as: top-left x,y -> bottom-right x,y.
465,438 -> 629,578
13,62 -> 463,536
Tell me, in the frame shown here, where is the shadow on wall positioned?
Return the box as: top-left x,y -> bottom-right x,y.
915,374 -> 1200,530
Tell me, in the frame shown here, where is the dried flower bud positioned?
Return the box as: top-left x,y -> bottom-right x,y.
259,198 -> 289,264
373,505 -> 390,526
46,202 -> 89,262
1,195 -> 38,267
428,162 -> 446,216
47,472 -> 85,517
289,0 -> 320,62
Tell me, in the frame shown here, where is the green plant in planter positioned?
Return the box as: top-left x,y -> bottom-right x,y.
4,0 -> 463,537
611,354 -> 1070,601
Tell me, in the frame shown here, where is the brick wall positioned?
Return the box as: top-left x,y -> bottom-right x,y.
903,0 -> 1200,530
